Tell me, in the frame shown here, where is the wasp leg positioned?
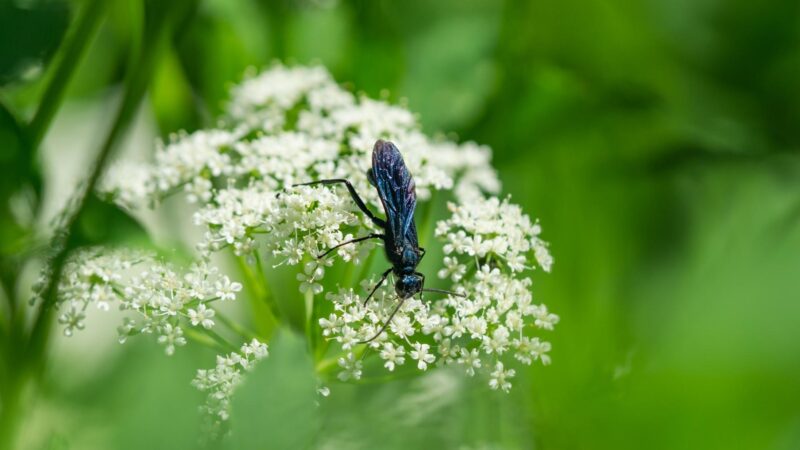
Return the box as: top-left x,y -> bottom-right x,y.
318,233 -> 384,259
359,296 -> 407,344
292,179 -> 386,228
363,267 -> 393,306
418,271 -> 466,298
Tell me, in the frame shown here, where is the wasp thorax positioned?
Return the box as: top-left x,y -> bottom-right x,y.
401,247 -> 419,266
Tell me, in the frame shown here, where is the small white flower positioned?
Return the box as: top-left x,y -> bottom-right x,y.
55,248 -> 244,357
157,323 -> 187,356
193,338 -> 269,428
458,348 -> 482,376
389,315 -> 415,338
81,63 -> 557,397
532,304 -> 560,330
379,342 -> 406,371
241,338 -> 269,359
489,362 -> 515,393
215,276 -> 242,301
297,261 -> 325,295
337,352 -> 363,381
409,343 -> 435,371
187,303 -> 216,329
58,307 -> 86,337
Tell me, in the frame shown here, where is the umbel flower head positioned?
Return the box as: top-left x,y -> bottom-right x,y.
58,63 -> 557,428
322,196 -> 557,390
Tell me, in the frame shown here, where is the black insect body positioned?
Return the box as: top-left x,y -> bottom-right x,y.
294,140 -> 460,343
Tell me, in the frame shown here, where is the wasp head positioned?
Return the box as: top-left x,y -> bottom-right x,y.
395,273 -> 423,299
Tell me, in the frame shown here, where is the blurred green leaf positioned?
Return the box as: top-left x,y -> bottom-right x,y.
0,2 -> 69,85
151,45 -> 200,133
69,193 -> 150,248
0,101 -> 39,255
3,0 -> 800,449
227,330 -> 319,449
401,10 -> 500,132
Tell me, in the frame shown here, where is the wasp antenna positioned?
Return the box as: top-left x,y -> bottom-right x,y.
421,288 -> 466,298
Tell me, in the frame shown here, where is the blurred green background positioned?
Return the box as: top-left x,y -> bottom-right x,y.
2,0 -> 800,449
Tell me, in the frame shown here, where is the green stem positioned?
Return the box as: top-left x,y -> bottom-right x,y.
28,0 -> 108,150
3,3 -> 199,449
235,254 -> 279,332
331,369 -> 427,385
305,289 -> 316,356
201,328 -> 238,353
0,375 -> 23,450
214,310 -> 256,341
0,3 -> 110,449
184,329 -> 227,353
254,249 -> 268,286
28,0 -> 196,358
17,16 -> 200,450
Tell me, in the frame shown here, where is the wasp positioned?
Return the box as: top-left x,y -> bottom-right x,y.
294,140 -> 461,343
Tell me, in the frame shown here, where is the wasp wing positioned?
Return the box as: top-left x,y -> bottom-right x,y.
371,140 -> 418,247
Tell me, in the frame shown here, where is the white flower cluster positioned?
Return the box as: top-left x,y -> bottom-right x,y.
101,64 -> 499,267
90,63 -> 556,397
192,339 -> 268,426
320,197 -> 557,392
56,248 -> 242,355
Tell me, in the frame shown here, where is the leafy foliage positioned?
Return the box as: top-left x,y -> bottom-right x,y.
2,0 -> 800,449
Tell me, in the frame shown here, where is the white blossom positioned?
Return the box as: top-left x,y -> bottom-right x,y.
100,64 -> 499,275
320,196 -> 557,390
86,63 -> 555,399
379,342 -> 406,371
337,352 -> 363,381
188,303 -> 216,329
409,343 -> 436,371
488,362 -> 515,393
193,339 -> 269,429
55,248 -> 242,355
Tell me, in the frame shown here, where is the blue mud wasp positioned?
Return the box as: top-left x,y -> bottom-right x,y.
294,140 -> 462,343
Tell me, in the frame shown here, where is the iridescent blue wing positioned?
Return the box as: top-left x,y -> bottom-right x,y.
371,140 -> 418,247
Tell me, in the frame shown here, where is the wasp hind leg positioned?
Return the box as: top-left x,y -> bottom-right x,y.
317,233 -> 385,259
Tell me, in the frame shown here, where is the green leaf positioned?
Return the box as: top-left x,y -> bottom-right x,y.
69,193 -> 150,248
227,330 -> 319,449
0,2 -> 70,85
0,101 -> 39,255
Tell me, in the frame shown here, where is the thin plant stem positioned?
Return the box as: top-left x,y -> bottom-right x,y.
27,0 -> 195,359
305,289 -> 316,356
251,249 -> 277,316
201,328 -> 238,353
2,5 -> 198,450
28,0 -> 108,150
235,254 -> 280,331
331,369 -> 428,385
214,310 -> 257,341
184,329 -> 228,353
0,2 -> 110,447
